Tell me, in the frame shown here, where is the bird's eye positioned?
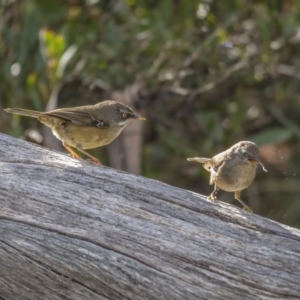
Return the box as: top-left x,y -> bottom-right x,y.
243,151 -> 248,157
122,113 -> 127,118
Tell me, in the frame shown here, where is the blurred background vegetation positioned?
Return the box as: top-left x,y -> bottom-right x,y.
1,0 -> 300,228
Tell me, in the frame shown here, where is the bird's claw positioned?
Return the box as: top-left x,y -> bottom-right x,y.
207,194 -> 217,202
243,206 -> 253,213
85,158 -> 101,165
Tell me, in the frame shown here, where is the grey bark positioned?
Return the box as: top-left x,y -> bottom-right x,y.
0,132 -> 299,300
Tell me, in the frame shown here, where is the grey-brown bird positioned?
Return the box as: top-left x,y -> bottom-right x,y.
5,100 -> 145,165
187,141 -> 267,212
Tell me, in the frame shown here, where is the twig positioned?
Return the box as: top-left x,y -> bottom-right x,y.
268,104 -> 300,139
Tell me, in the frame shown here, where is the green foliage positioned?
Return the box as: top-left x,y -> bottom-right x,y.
250,128 -> 293,145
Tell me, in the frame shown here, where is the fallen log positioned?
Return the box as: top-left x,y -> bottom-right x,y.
0,133 -> 299,300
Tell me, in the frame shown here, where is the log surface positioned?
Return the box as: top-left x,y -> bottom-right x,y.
0,133 -> 300,300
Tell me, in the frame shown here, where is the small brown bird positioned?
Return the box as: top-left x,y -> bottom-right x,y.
5,100 -> 145,164
187,141 -> 267,212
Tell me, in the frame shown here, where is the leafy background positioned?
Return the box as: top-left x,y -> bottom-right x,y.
1,0 -> 300,228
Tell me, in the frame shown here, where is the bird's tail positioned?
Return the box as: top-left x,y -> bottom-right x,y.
4,108 -> 42,118
187,157 -> 210,164
187,157 -> 211,171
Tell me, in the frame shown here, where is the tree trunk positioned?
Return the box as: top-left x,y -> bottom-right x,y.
0,133 -> 299,300
108,81 -> 145,175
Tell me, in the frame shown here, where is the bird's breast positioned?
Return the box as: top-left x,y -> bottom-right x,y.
51,121 -> 123,149
211,160 -> 257,192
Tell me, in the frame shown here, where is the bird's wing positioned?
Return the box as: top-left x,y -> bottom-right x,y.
208,154 -> 228,185
210,149 -> 231,171
45,108 -> 110,129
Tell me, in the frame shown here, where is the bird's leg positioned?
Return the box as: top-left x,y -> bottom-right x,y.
234,191 -> 253,213
63,142 -> 82,160
208,186 -> 219,202
76,144 -> 101,165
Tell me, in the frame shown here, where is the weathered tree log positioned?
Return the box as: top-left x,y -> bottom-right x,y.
0,132 -> 300,300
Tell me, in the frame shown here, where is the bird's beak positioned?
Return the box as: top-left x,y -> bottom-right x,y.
248,158 -> 259,165
133,114 -> 146,120
249,158 -> 268,172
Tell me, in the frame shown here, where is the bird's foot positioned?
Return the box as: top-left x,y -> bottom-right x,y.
67,154 -> 83,162
207,194 -> 217,202
85,158 -> 101,165
243,205 -> 253,213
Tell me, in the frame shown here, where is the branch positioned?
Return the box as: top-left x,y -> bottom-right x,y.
0,133 -> 300,299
